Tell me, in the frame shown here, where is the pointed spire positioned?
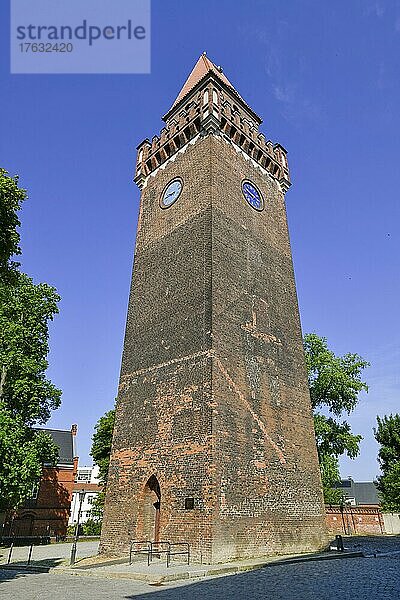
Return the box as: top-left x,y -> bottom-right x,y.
169,52 -> 242,111
163,53 -> 262,124
167,52 -> 248,114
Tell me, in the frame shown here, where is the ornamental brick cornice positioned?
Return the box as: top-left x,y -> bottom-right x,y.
134,62 -> 291,192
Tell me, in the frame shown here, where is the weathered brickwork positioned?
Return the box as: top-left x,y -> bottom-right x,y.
100,55 -> 328,562
326,506 -> 384,536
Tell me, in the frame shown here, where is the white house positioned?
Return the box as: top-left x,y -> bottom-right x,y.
68,465 -> 102,525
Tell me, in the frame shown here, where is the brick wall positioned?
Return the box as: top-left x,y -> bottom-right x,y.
101,137 -> 215,559
326,505 -> 384,536
100,130 -> 328,562
210,134 -> 327,562
13,458 -> 77,536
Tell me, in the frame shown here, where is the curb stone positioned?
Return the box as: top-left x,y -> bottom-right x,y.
0,550 -> 366,583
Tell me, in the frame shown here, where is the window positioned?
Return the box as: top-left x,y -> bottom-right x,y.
30,481 -> 40,499
185,498 -> 195,510
202,90 -> 209,106
76,469 -> 91,483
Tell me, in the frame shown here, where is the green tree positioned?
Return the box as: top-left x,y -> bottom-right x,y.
82,518 -> 102,536
89,408 -> 115,519
0,168 -> 61,512
374,414 -> 400,511
0,272 -> 61,423
0,408 -> 58,511
0,169 -> 26,281
304,333 -> 369,503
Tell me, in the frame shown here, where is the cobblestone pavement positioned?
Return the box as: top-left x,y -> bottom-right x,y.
0,536 -> 399,600
343,535 -> 400,554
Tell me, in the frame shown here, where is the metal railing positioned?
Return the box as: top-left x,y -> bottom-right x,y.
166,542 -> 190,568
129,540 -> 190,568
150,541 -> 170,563
129,540 -> 152,566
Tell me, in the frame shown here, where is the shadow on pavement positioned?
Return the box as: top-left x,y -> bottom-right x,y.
0,558 -> 62,584
122,536 -> 400,600
341,534 -> 400,554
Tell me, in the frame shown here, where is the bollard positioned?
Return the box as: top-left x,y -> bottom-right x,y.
7,543 -> 14,565
70,539 -> 78,565
336,534 -> 344,552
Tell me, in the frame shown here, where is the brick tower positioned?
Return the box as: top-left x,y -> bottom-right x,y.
100,54 -> 327,563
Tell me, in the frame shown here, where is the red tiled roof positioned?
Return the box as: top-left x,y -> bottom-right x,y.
170,53 -> 243,110
165,53 -> 261,123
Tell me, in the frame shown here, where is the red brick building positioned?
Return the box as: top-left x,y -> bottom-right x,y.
100,54 -> 328,562
7,425 -> 78,537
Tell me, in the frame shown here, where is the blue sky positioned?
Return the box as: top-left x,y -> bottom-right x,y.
1,1 -> 399,480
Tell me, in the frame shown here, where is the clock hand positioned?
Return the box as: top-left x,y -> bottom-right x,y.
245,185 -> 256,196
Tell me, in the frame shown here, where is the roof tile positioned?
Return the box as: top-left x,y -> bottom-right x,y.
170,52 -> 243,110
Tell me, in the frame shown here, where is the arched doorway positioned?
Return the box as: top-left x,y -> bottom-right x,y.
142,475 -> 161,542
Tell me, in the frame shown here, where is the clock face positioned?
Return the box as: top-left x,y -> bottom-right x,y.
161,178 -> 183,208
242,180 -> 264,211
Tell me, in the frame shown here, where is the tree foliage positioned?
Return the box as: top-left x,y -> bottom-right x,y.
91,408 -> 115,485
304,333 -> 369,503
82,518 -> 102,536
0,168 -> 61,512
0,407 -> 58,512
89,408 -> 115,519
374,414 -> 400,511
318,454 -> 342,504
304,333 -> 369,415
0,169 -> 26,281
0,272 -> 61,424
374,414 -> 400,472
